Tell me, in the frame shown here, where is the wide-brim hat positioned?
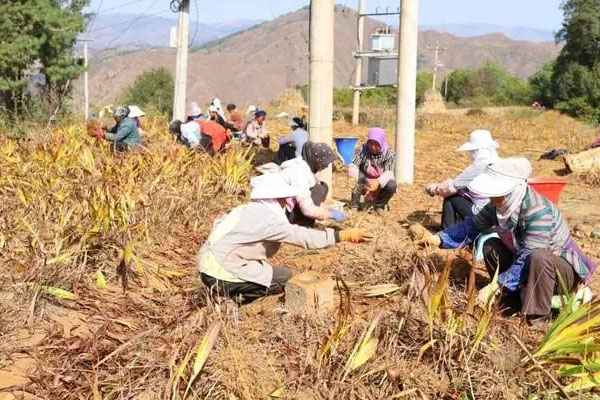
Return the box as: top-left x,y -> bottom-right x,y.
188,102 -> 202,117
250,174 -> 300,200
468,157 -> 532,197
128,105 -> 146,118
457,129 -> 499,152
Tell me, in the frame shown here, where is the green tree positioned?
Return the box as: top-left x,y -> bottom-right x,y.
416,72 -> 434,104
444,69 -> 473,103
121,68 -> 175,116
0,0 -> 87,112
529,60 -> 556,107
552,0 -> 600,120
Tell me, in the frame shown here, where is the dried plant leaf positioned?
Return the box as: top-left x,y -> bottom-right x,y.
42,286 -> 77,301
95,269 -> 107,289
359,283 -> 402,297
183,322 -> 221,399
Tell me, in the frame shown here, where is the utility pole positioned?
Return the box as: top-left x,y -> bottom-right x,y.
351,0 -> 366,126
172,0 -> 190,122
427,41 -> 446,90
309,0 -> 334,197
394,0 -> 419,185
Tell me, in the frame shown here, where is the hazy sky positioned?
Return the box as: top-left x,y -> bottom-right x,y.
86,0 -> 563,30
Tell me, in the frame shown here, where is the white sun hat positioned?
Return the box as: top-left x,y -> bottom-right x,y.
457,129 -> 499,152
468,157 -> 532,197
245,105 -> 257,115
188,102 -> 202,117
127,105 -> 146,118
250,174 -> 300,200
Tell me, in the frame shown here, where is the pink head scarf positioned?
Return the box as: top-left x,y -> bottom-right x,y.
367,127 -> 389,152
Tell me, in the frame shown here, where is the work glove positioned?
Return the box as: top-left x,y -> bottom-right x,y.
339,228 -> 373,243
477,281 -> 500,308
367,180 -> 380,192
329,208 -> 347,222
425,184 -> 437,197
416,233 -> 441,248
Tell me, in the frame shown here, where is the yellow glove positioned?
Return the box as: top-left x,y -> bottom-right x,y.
416,234 -> 441,248
367,180 -> 381,192
339,228 -> 373,243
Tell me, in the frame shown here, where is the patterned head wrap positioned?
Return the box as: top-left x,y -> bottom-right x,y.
113,106 -> 129,119
301,141 -> 337,174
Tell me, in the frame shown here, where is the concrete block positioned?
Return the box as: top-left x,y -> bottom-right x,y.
285,271 -> 335,313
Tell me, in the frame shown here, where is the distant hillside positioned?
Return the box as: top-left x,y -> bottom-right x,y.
417,23 -> 555,42
79,6 -> 561,108
85,14 -> 261,50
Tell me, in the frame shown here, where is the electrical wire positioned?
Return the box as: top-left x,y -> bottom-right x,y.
189,0 -> 199,48
92,8 -> 170,32
84,0 -> 103,39
105,2 -> 170,46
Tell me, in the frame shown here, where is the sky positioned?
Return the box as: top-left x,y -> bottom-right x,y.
86,0 -> 563,30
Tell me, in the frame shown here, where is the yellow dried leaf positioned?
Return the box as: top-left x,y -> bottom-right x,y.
348,338 -> 378,371
42,286 -> 77,301
269,385 -> 285,398
95,269 -> 107,289
183,322 -> 221,399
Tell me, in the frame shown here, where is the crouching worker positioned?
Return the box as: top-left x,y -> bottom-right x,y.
349,128 -> 397,211
426,129 -> 500,229
94,106 -> 142,151
198,174 -> 372,304
418,158 -> 597,324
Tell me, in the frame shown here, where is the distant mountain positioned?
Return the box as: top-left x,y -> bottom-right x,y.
419,23 -> 555,42
79,6 -> 561,108
85,14 -> 261,50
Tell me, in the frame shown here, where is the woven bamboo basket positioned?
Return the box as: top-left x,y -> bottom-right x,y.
564,147 -> 600,173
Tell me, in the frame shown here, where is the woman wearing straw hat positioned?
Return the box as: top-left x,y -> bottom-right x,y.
419,158 -> 597,324
198,174 -> 372,304
426,129 -> 501,229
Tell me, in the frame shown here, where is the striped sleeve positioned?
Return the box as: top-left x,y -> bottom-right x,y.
452,163 -> 485,190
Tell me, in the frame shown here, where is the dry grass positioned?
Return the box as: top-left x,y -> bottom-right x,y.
0,110 -> 599,399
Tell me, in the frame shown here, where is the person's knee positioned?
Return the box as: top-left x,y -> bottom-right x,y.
385,179 -> 397,192
273,267 -> 293,285
482,238 -> 503,261
527,250 -> 552,273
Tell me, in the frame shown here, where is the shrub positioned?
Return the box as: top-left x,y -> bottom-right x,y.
120,68 -> 174,116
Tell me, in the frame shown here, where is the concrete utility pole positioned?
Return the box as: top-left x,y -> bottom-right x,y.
351,0 -> 366,126
394,0 -> 419,185
172,0 -> 190,122
309,0 -> 334,196
427,41 -> 446,90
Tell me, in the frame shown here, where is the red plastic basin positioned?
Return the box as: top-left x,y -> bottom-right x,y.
528,178 -> 568,205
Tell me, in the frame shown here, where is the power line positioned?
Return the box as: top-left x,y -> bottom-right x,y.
96,0 -> 147,14
84,0 -> 103,39
92,8 -> 170,32
105,3 -> 170,46
189,0 -> 199,48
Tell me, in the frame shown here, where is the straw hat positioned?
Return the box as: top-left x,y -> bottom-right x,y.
128,106 -> 146,118
468,158 -> 532,197
250,174 -> 300,200
457,129 -> 499,152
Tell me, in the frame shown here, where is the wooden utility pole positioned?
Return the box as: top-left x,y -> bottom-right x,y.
173,0 -> 190,122
394,0 -> 419,185
351,0 -> 366,126
309,0 -> 334,196
427,41 -> 446,90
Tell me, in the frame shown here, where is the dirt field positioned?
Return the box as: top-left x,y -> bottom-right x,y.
1,110 -> 599,399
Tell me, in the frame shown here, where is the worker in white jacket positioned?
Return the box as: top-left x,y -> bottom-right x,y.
198,174 -> 371,304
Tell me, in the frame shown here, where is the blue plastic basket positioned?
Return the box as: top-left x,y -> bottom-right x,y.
334,137 -> 359,164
